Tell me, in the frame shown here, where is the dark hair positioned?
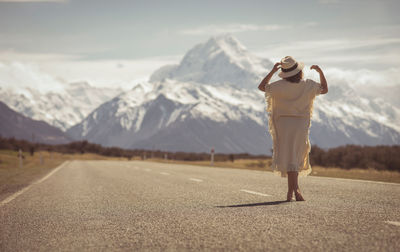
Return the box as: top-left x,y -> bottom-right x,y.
284,70 -> 303,83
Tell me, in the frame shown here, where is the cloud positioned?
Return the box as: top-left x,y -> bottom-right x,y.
0,0 -> 67,2
305,67 -> 400,87
32,55 -> 181,88
179,24 -> 290,36
264,37 -> 400,53
255,37 -> 400,69
0,48 -> 182,88
0,49 -> 80,62
318,0 -> 342,4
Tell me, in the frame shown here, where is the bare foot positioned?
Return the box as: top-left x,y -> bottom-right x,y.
294,190 -> 305,201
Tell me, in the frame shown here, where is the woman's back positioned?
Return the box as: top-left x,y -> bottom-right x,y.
266,78 -> 321,117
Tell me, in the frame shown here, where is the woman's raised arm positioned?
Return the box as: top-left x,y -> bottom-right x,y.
258,62 -> 281,92
310,65 -> 328,94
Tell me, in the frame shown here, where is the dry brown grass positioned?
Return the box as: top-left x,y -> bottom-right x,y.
149,158 -> 400,184
0,150 -> 125,200
309,165 -> 400,183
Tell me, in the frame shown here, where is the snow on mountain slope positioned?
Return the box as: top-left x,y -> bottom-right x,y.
67,80 -> 270,153
150,34 -> 273,89
68,78 -> 400,154
0,62 -> 123,131
312,80 -> 400,133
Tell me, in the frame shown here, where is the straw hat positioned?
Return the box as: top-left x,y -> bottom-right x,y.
278,56 -> 304,78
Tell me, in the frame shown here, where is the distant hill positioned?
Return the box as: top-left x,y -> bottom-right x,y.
0,101 -> 71,144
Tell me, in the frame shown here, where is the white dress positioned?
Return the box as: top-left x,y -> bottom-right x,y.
264,79 -> 322,177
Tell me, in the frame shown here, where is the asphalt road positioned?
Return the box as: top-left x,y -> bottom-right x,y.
1,160 -> 399,251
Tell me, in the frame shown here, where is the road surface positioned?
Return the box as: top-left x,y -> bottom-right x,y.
1,160 -> 399,251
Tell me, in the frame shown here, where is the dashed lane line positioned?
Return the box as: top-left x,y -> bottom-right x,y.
160,172 -> 170,175
240,189 -> 271,197
189,178 -> 203,182
385,221 -> 400,227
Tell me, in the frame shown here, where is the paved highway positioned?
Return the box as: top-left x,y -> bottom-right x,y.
1,160 -> 399,251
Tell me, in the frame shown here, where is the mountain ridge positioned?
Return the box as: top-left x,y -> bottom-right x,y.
0,101 -> 71,144
0,72 -> 123,131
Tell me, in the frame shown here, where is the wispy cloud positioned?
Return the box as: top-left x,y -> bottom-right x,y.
179,23 -> 290,36
267,37 -> 400,53
0,51 -> 181,88
0,0 -> 67,2
318,0 -> 342,4
255,37 -> 400,69
0,49 -> 80,62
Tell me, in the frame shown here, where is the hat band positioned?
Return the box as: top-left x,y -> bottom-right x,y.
281,62 -> 298,72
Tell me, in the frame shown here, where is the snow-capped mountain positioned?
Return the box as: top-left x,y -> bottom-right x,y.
67,80 -> 270,153
0,101 -> 71,144
67,34 -> 400,153
150,35 -> 273,89
0,62 -> 123,131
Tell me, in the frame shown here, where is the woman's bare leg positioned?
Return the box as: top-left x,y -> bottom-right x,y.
287,172 -> 295,201
293,172 -> 305,201
293,171 -> 299,190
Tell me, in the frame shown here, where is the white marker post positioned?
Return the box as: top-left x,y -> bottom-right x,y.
210,147 -> 215,166
18,149 -> 23,168
164,153 -> 168,160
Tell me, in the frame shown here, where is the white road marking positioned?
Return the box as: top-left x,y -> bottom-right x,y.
160,172 -> 170,175
0,161 -> 69,207
189,178 -> 203,182
385,221 -> 400,227
240,189 -> 271,197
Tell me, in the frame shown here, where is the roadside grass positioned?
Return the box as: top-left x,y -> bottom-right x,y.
149,158 -> 400,184
0,150 -> 125,201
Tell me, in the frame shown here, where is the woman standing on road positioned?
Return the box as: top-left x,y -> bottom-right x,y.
258,56 -> 328,202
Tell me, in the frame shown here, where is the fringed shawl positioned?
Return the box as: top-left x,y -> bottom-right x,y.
264,79 -> 322,177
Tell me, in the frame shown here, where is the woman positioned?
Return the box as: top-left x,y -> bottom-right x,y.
258,56 -> 328,202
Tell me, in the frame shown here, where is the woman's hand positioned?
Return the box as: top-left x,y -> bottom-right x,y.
310,65 -> 322,73
310,65 -> 328,95
272,62 -> 281,73
258,62 -> 281,92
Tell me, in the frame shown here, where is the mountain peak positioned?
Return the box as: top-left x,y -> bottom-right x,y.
204,33 -> 243,48
149,35 -> 272,88
205,34 -> 247,54
188,34 -> 249,63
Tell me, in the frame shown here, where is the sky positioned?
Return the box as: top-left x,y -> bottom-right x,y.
0,0 -> 399,87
